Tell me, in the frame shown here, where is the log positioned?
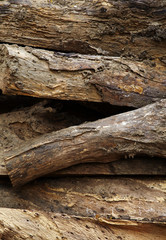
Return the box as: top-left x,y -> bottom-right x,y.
0,208 -> 165,240
0,98 -> 165,176
3,99 -> 166,187
0,95 -> 165,177
0,0 -> 166,60
0,45 -> 166,108
0,177 -> 166,239
16,176 -> 166,224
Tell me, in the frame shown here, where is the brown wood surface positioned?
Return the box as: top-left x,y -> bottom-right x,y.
0,99 -> 89,175
0,100 -> 165,177
51,157 -> 166,176
2,157 -> 166,177
0,0 -> 166,60
1,0 -> 166,238
0,45 -> 166,108
0,209 -> 165,240
0,99 -> 90,154
3,100 -> 166,187
0,176 -> 166,239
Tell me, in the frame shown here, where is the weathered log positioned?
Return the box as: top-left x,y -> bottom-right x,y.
0,45 -> 166,108
0,96 -> 166,177
3,100 -> 166,187
0,177 -> 166,239
0,208 -> 165,240
0,0 -> 166,60
0,95 -> 165,177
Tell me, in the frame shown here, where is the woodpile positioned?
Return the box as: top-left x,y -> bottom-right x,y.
0,0 -> 166,239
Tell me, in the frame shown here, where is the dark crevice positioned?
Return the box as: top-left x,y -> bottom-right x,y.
0,41 -> 98,56
0,95 -> 41,114
0,95 -> 134,120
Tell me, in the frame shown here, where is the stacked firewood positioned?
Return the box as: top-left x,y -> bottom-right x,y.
0,0 -> 166,239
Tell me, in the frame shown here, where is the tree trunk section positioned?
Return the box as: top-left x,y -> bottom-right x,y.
3,100 -> 166,187
0,0 -> 166,60
0,44 -> 166,108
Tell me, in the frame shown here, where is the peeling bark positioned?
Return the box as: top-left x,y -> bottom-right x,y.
3,100 -> 166,187
0,0 -> 166,59
0,44 -> 166,108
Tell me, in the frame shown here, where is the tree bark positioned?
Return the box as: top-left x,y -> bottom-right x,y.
0,99 -> 165,177
0,0 -> 166,60
3,100 -> 166,187
0,44 -> 166,108
0,177 -> 166,239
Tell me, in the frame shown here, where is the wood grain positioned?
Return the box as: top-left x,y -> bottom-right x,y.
0,176 -> 166,239
0,44 -> 166,108
0,208 -> 165,240
0,0 -> 166,59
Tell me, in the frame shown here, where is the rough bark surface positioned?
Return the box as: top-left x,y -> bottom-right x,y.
0,0 -> 166,60
0,44 -> 166,108
0,177 -> 166,239
0,100 -> 165,176
4,100 -> 166,187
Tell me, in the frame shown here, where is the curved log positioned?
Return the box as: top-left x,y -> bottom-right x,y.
0,99 -> 165,177
3,100 -> 166,187
0,0 -> 166,59
0,44 -> 166,108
